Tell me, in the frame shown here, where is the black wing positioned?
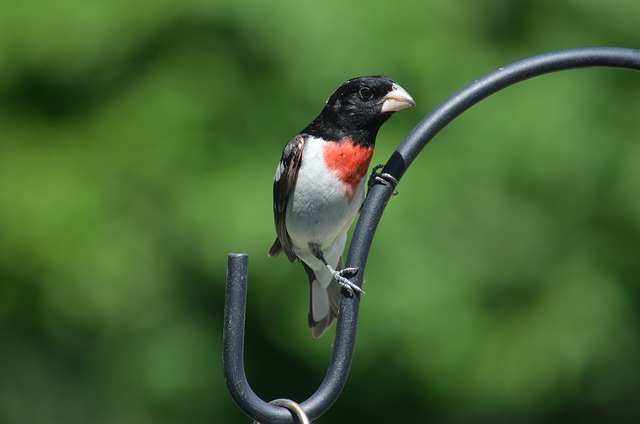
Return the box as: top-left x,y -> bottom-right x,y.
268,134 -> 305,262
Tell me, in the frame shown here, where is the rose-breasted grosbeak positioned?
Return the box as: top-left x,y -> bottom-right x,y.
268,76 -> 415,338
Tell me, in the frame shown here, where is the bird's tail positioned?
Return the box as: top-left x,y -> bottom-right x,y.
302,259 -> 342,338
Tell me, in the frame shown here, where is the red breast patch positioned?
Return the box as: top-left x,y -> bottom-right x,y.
322,137 -> 374,201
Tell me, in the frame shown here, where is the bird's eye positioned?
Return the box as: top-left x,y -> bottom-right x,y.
358,87 -> 373,100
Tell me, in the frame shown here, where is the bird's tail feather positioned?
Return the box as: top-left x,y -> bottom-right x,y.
303,260 -> 342,338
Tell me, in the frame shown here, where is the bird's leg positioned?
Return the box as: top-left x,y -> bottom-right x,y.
308,243 -> 364,295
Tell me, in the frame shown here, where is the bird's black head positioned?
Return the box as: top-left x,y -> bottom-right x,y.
304,76 -> 415,146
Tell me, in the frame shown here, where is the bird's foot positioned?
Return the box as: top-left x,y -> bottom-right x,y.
329,266 -> 365,295
368,164 -> 399,195
308,242 -> 365,295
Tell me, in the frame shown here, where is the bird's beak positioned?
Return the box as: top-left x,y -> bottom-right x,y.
380,84 -> 416,113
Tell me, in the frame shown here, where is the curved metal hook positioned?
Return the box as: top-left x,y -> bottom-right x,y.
223,47 -> 640,424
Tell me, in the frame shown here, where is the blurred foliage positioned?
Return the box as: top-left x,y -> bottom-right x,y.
1,0 -> 640,423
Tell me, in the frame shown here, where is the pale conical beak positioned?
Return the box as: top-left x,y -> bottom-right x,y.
380,83 -> 416,113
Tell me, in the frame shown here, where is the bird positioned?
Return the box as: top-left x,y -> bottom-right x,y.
268,76 -> 415,338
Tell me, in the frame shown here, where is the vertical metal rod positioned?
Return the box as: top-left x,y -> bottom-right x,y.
223,254 -> 292,423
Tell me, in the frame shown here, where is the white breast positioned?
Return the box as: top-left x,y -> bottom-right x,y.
285,136 -> 365,252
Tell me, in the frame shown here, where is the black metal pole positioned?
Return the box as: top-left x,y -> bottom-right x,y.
223,47 -> 640,424
384,47 -> 640,181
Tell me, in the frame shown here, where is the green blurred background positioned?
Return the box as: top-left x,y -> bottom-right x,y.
1,0 -> 639,423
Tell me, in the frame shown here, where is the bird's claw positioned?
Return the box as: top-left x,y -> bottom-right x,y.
331,267 -> 365,295
309,242 -> 365,295
368,164 -> 399,195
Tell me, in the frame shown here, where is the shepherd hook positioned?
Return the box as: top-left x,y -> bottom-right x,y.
223,47 -> 640,424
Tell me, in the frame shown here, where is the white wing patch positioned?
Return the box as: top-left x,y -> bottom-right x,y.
274,161 -> 285,182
